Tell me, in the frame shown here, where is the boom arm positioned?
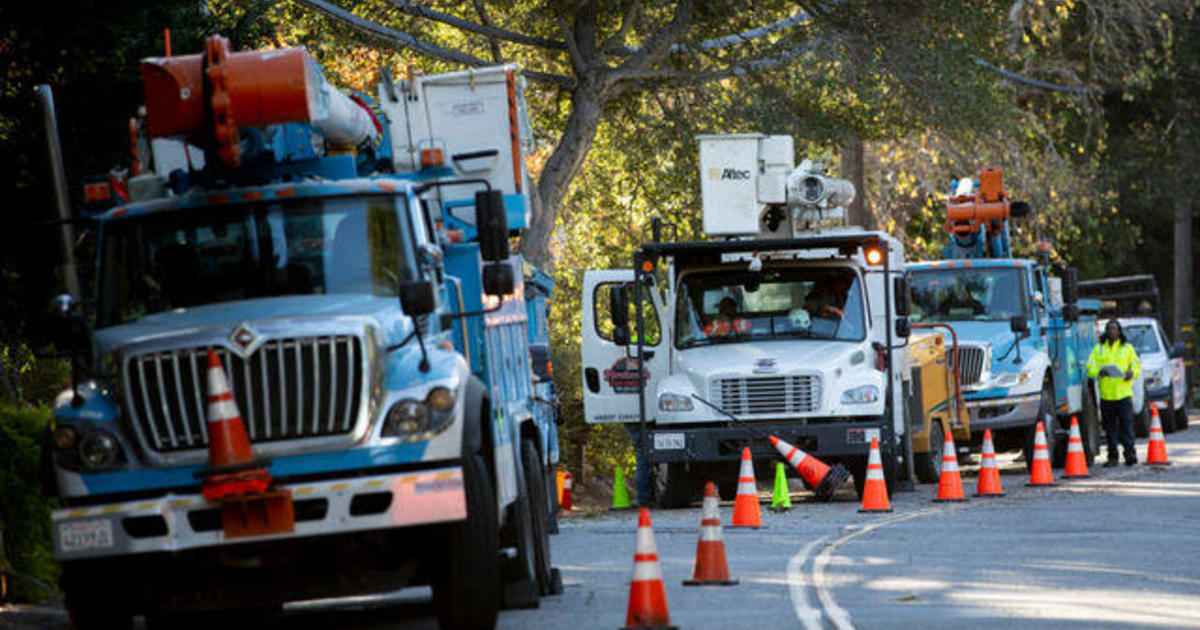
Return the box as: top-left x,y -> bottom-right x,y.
942,166 -> 1030,259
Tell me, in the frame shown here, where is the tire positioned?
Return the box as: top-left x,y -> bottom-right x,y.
850,452 -> 895,500
717,476 -> 738,501
520,438 -> 557,596
1024,379 -> 1060,471
654,462 -> 695,508
501,450 -> 540,610
1134,402 -> 1150,438
433,453 -> 501,630
913,421 -> 944,484
62,567 -> 133,630
1081,385 -> 1100,467
1177,392 -> 1190,430
1162,398 -> 1177,434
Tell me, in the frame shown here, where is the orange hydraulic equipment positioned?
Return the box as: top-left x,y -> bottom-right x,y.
943,166 -> 1030,259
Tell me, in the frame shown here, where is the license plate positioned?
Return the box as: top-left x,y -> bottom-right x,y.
59,519 -> 114,552
654,432 -> 685,450
846,428 -> 880,445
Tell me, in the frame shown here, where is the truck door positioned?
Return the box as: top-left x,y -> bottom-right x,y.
581,270 -> 667,424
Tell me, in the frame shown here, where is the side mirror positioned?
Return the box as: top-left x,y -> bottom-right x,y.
1010,315 -> 1029,336
482,263 -> 514,297
475,190 -> 509,262
1172,341 -> 1189,359
894,276 -> 910,317
400,280 -> 436,317
895,316 -> 911,338
1061,267 -> 1079,305
1009,201 -> 1031,218
610,285 -> 630,346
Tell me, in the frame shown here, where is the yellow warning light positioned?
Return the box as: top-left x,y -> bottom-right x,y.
865,248 -> 883,265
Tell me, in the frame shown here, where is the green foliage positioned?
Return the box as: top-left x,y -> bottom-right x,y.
0,402 -> 56,602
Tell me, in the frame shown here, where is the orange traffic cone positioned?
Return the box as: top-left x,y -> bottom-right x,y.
730,447 -> 762,528
1146,406 -> 1172,466
933,430 -> 966,502
974,429 -> 1005,497
858,437 -> 892,513
683,482 -> 738,586
560,471 -> 574,512
768,436 -> 850,501
201,350 -> 270,501
1063,416 -> 1090,478
623,508 -> 677,630
1026,421 -> 1057,486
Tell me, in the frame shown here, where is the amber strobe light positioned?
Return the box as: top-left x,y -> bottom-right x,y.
865,248 -> 883,265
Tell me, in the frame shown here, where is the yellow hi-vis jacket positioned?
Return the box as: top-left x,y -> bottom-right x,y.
1085,340 -> 1141,401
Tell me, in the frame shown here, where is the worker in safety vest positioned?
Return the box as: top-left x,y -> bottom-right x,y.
704,297 -> 751,337
1086,319 -> 1142,466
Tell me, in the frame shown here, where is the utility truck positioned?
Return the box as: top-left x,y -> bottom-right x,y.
40,36 -> 560,630
906,168 -> 1100,472
581,134 -> 928,505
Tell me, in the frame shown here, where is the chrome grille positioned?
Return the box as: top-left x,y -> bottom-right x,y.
714,375 -> 821,416
124,336 -> 364,452
952,346 -> 987,386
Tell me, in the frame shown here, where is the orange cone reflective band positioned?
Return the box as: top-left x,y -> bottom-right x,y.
1146,406 -> 1171,466
730,447 -> 762,528
1063,416 -> 1090,478
768,435 -> 850,502
859,437 -> 892,513
933,430 -> 966,502
1026,421 -> 1057,486
684,482 -> 738,586
201,349 -> 270,501
974,429 -> 1005,497
561,471 -> 574,512
622,508 -> 677,630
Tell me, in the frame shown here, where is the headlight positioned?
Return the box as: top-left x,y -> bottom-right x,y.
992,370 -> 1033,388
658,393 -> 694,412
840,385 -> 879,405
78,431 -> 120,470
382,388 -> 457,439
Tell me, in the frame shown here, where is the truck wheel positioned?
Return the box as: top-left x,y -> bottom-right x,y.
913,421 -> 943,484
433,452 -> 501,630
850,452 -> 895,500
654,462 -> 695,509
521,437 -> 560,596
1081,386 -> 1100,466
717,476 -> 738,501
63,567 -> 133,630
501,449 -> 541,609
1176,392 -> 1190,429
1024,380 -> 1060,470
1134,403 -> 1150,438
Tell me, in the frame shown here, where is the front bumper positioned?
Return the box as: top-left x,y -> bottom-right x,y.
644,419 -> 888,464
1146,385 -> 1172,405
964,393 -> 1041,432
52,465 -> 465,561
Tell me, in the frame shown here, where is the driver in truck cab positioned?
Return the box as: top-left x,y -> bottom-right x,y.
704,296 -> 751,337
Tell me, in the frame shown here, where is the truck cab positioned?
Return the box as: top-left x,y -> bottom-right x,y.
582,135 -> 911,505
45,38 -> 558,630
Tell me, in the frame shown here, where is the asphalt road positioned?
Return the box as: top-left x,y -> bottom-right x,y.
6,415 -> 1199,630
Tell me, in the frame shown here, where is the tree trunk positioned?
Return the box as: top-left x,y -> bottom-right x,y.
519,75 -> 609,266
1174,194 -> 1193,339
841,133 -> 869,227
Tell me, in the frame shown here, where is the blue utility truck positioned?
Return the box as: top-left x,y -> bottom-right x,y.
40,36 -> 559,630
906,167 -> 1100,470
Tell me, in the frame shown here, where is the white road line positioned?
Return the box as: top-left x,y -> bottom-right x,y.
787,536 -> 832,630
800,507 -> 963,630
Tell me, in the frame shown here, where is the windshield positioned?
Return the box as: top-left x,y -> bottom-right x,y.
1124,325 -> 1162,355
909,267 -> 1026,323
98,195 -> 414,327
674,266 -> 866,349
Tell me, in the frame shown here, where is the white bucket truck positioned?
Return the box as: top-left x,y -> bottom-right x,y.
581,135 -> 914,506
